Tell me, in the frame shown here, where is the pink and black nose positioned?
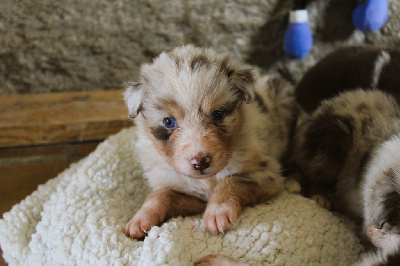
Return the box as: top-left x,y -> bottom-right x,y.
190,155 -> 211,171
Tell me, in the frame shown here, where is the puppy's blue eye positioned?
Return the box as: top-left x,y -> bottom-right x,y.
163,117 -> 176,128
212,110 -> 225,121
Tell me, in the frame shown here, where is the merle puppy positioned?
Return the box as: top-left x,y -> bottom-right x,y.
124,45 -> 299,240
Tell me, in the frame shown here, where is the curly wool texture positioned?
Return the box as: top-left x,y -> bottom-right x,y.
0,127 -> 364,265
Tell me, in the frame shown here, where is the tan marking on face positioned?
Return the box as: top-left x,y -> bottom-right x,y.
165,128 -> 181,159
181,144 -> 191,151
148,108 -> 244,178
141,65 -> 246,178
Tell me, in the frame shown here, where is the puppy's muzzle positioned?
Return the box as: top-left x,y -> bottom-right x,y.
190,154 -> 211,171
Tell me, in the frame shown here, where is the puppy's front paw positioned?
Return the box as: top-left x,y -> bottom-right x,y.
203,200 -> 241,234
125,209 -> 161,240
195,254 -> 249,266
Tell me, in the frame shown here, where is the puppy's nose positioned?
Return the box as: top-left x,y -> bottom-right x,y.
190,155 -> 211,171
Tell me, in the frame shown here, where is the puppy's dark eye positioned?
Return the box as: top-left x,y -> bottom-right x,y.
212,110 -> 225,121
163,117 -> 176,128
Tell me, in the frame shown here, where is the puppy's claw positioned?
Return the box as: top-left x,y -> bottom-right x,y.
204,211 -> 233,234
125,209 -> 161,240
203,201 -> 241,234
125,219 -> 149,240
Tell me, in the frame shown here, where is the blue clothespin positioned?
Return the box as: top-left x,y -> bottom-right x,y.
352,0 -> 388,32
283,0 -> 313,59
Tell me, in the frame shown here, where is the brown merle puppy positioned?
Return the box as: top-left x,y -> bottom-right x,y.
296,47 -> 400,113
124,45 -> 299,240
291,89 -> 400,264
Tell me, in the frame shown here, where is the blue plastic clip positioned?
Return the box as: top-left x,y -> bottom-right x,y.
352,0 -> 388,32
283,9 -> 313,59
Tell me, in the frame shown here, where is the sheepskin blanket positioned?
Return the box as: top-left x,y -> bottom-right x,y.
0,127 -> 365,265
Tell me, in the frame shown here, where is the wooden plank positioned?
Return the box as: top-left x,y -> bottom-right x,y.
0,161 -> 70,215
0,141 -> 101,214
0,90 -> 132,147
0,144 -> 67,159
0,141 -> 100,161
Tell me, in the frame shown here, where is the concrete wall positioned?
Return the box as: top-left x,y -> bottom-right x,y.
1,0 -> 399,94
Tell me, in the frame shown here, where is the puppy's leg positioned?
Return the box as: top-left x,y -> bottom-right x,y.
203,173 -> 283,234
125,188 -> 206,239
195,254 -> 250,266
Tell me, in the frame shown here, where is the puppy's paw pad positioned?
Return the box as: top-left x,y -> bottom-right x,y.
203,201 -> 240,234
195,254 -> 248,266
310,194 -> 332,210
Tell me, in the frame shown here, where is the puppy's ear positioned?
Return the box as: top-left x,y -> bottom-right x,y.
228,67 -> 256,103
124,82 -> 143,119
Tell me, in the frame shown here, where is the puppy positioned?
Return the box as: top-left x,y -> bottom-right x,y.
290,89 -> 400,264
124,45 -> 299,239
295,47 -> 400,113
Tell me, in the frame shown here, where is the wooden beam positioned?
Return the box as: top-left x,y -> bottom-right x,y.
0,90 -> 132,147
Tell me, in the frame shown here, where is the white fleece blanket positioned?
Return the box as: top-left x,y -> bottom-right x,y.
0,127 -> 365,265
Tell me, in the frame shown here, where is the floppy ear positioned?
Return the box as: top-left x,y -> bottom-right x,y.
124,82 -> 143,118
228,67 -> 256,103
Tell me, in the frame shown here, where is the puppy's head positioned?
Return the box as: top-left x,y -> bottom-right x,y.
125,45 -> 256,179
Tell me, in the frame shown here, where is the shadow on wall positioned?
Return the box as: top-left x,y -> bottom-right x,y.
246,0 -> 359,71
